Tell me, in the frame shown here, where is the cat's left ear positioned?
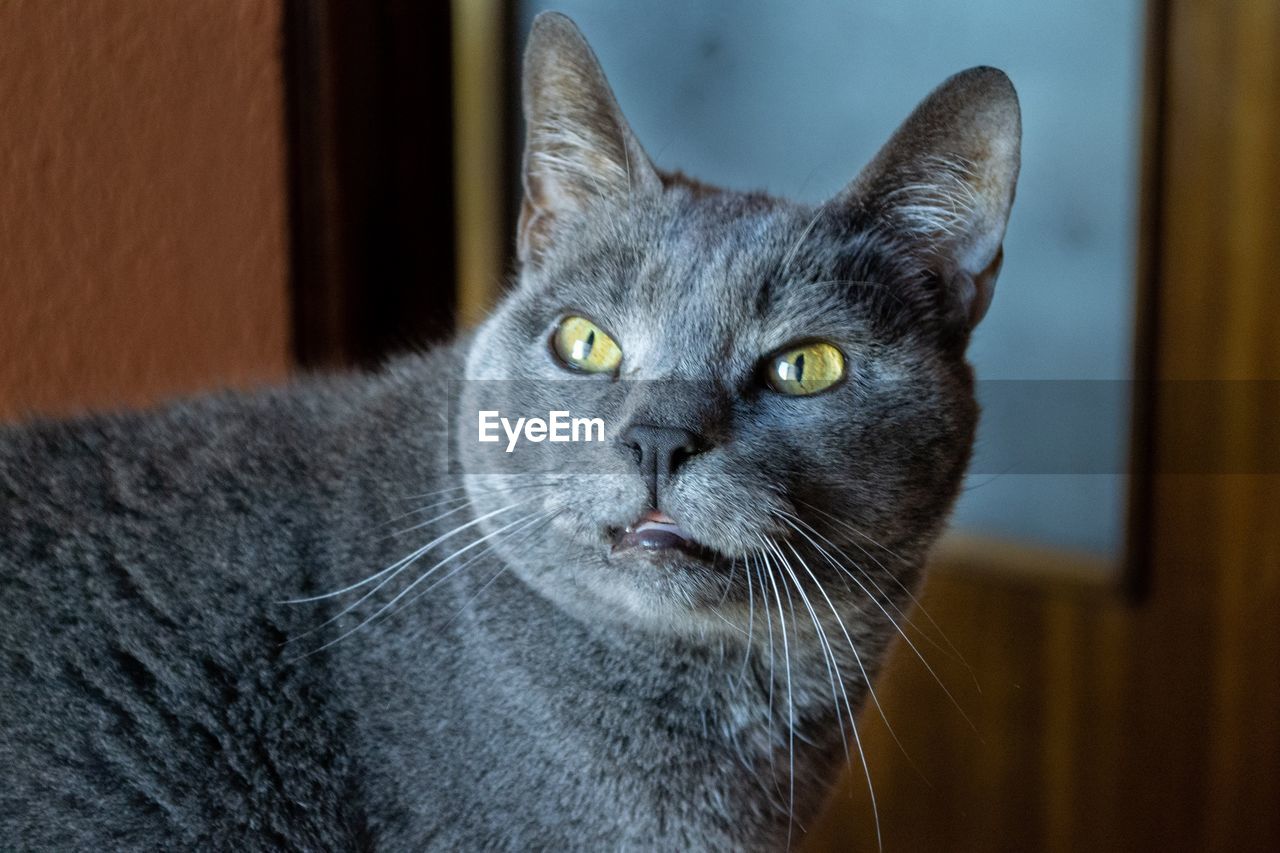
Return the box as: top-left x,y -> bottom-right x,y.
837,67 -> 1021,330
518,13 -> 661,265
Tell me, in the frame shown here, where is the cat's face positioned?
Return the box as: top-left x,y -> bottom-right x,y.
458,13 -> 1019,631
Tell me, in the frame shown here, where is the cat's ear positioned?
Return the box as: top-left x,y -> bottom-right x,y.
518,13 -> 660,265
838,67 -> 1021,330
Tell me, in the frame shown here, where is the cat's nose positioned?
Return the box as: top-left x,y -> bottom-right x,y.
619,423 -> 706,504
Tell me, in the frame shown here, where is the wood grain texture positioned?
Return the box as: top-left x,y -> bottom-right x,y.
805,0 -> 1280,849
453,0 -> 513,328
0,0 -> 291,420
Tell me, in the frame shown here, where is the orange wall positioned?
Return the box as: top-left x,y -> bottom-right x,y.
0,0 -> 291,420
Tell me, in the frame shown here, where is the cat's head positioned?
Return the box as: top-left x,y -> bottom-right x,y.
459,12 -> 1019,631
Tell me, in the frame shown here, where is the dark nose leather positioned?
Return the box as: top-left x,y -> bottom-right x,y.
620,423 -> 705,503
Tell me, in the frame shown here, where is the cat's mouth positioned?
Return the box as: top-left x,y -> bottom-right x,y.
609,509 -> 715,561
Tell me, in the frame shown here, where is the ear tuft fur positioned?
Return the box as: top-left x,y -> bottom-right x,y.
840,66 -> 1021,330
519,13 -> 659,264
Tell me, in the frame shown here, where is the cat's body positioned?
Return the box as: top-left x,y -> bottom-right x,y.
0,351 -> 857,849
0,13 -> 1020,850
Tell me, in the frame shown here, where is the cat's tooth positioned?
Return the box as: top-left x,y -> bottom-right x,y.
634,520 -> 691,539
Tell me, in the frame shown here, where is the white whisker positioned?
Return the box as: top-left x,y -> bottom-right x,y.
282,497 -> 533,616
751,554 -> 777,768
765,538 -> 852,766
291,508 -> 549,660
756,536 -> 796,848
396,510 -> 550,613
385,481 -> 556,540
440,508 -> 566,631
799,500 -> 979,690
735,556 -> 756,691
783,510 -> 975,733
779,204 -> 828,276
774,535 -> 883,852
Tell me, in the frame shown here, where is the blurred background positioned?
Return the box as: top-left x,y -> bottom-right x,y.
1,0 -> 1276,850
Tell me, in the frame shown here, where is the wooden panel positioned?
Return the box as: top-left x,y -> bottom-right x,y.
0,0 -> 291,419
806,0 -> 1280,849
452,0 -> 516,327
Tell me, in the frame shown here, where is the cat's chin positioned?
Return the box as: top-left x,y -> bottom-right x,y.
564,559 -> 744,636
504,532 -> 740,636
605,542 -> 723,575
498,505 -> 749,634
591,543 -> 745,634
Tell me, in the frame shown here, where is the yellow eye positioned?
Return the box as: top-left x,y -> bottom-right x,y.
766,341 -> 845,396
552,316 -> 623,374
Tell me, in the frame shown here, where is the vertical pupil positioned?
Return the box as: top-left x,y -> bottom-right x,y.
570,327 -> 595,362
794,352 -> 805,382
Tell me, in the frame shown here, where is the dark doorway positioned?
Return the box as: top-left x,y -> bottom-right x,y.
284,0 -> 458,368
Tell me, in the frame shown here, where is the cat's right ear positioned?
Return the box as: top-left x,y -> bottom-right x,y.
837,67 -> 1021,332
518,12 -> 660,265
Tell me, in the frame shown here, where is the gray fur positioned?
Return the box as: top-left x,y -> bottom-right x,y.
0,12 -> 1019,850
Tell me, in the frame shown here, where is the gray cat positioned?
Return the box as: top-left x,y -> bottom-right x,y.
0,12 -> 1019,851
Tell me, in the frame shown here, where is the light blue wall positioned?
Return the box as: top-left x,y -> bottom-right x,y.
519,1 -> 1145,556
